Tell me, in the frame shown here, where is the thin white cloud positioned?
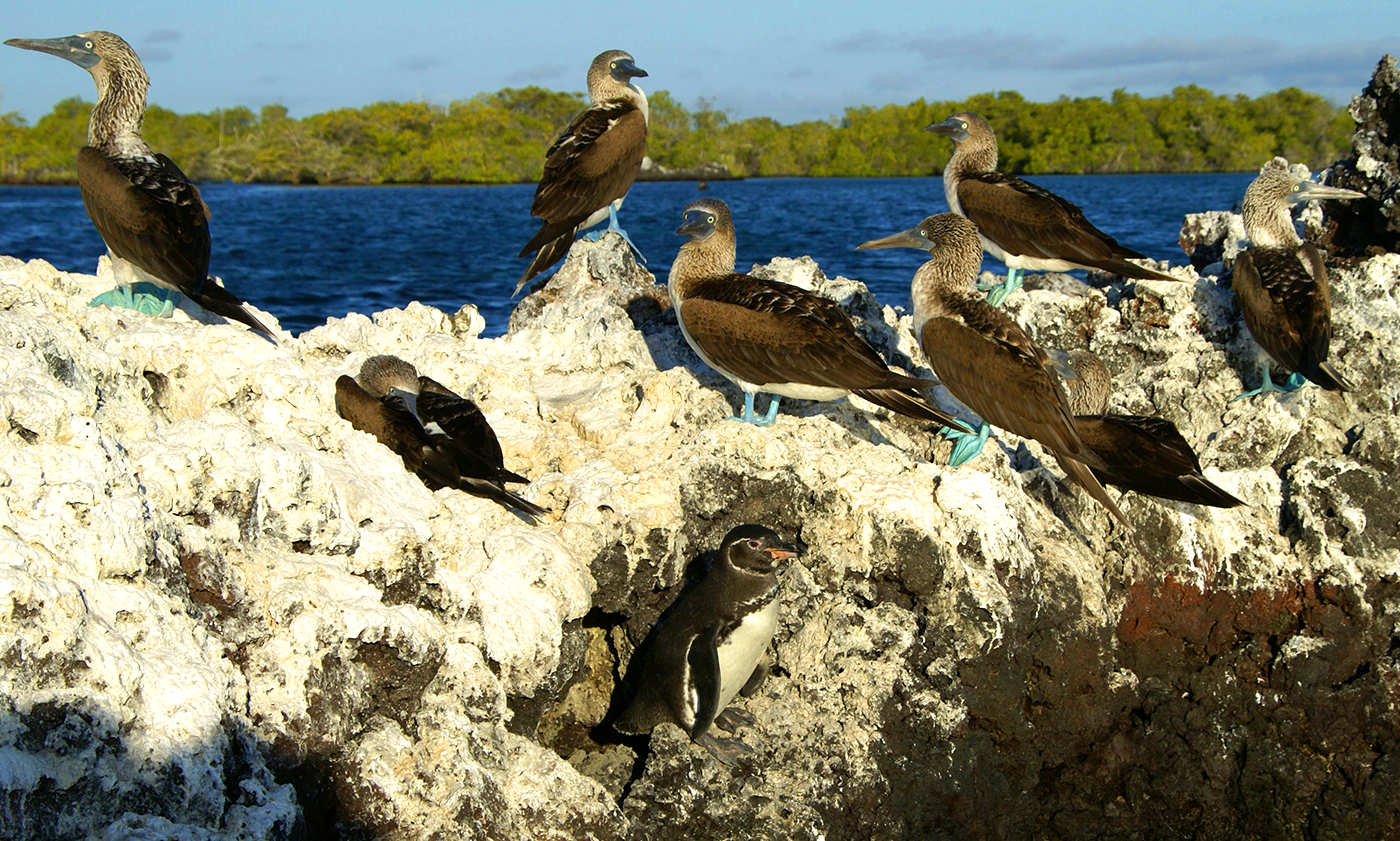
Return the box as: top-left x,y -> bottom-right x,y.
505,64 -> 568,84
828,28 -> 1391,103
397,56 -> 441,72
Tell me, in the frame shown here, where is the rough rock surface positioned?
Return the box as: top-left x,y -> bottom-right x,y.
2,62 -> 1399,841
1327,54 -> 1400,255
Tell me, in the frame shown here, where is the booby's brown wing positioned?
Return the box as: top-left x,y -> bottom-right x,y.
919,298 -> 1083,457
957,173 -> 1175,280
516,101 -> 647,287
78,146 -> 210,288
528,100 -> 647,226
680,274 -> 938,393
1234,245 -> 1348,389
416,376 -> 528,485
79,147 -> 276,338
1077,415 -> 1245,508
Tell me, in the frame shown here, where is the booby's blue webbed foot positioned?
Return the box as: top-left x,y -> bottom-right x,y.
694,730 -> 755,766
978,267 -> 1023,308
945,422 -> 992,468
88,282 -> 179,317
714,707 -> 758,733
728,393 -> 782,427
1231,365 -> 1303,401
606,204 -> 647,264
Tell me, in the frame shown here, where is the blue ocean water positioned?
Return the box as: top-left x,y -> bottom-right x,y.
0,174 -> 1254,337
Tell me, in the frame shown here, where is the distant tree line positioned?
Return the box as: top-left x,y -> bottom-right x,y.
0,84 -> 1351,185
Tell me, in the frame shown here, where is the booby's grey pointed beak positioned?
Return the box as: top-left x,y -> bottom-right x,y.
384,386 -> 420,416
5,35 -> 100,69
1291,181 -> 1366,204
615,58 -> 647,80
924,117 -> 967,141
856,227 -> 934,252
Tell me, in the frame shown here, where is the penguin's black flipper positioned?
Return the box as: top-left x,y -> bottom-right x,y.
686,623 -> 723,739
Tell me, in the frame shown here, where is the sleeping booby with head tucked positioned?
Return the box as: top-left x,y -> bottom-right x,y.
1049,349 -> 1245,509
1230,166 -> 1364,399
335,355 -> 545,518
859,212 -> 1131,528
613,524 -> 797,766
6,31 -> 275,339
515,49 -> 649,294
669,198 -> 970,432
927,111 -> 1179,307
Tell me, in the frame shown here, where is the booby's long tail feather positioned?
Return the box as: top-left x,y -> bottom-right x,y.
462,478 -> 548,518
1308,360 -> 1355,392
1086,258 -> 1180,283
852,388 -> 971,434
191,279 -> 276,340
1056,451 -> 1132,530
1176,475 -> 1247,509
515,222 -> 584,295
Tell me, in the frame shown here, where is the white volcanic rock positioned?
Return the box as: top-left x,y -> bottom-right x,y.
1,207 -> 1398,841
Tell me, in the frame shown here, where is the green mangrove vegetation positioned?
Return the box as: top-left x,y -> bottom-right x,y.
0,84 -> 1351,184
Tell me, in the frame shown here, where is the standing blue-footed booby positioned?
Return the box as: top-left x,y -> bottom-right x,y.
1231,168 -> 1364,399
5,32 -> 275,339
335,356 -> 546,518
670,198 -> 970,432
1050,349 -> 1245,509
927,112 -> 1178,307
515,50 -> 648,294
859,213 -> 1130,528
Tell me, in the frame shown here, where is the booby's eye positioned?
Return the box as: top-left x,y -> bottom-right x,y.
707,215 -> 715,224
961,122 -> 968,129
1292,184 -> 1301,192
85,40 -> 94,49
610,61 -> 617,69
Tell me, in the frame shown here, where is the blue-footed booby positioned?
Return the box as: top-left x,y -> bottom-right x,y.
5,32 -> 275,339
515,50 -> 648,294
335,356 -> 546,518
858,213 -> 1130,528
1230,168 -> 1364,399
670,198 -> 970,432
1050,349 -> 1245,509
927,112 -> 1178,306
614,524 -> 797,766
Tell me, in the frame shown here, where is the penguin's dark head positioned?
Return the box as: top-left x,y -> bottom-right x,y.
721,524 -> 798,576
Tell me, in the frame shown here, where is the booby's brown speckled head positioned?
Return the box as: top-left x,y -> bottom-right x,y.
586,50 -> 646,101
676,197 -> 733,243
1242,167 -> 1365,248
355,355 -> 421,399
6,31 -> 149,148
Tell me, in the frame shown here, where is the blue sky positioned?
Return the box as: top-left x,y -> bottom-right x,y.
1,1 -> 1393,125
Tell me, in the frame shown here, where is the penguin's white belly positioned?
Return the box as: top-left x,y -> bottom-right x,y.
714,597 -> 779,710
